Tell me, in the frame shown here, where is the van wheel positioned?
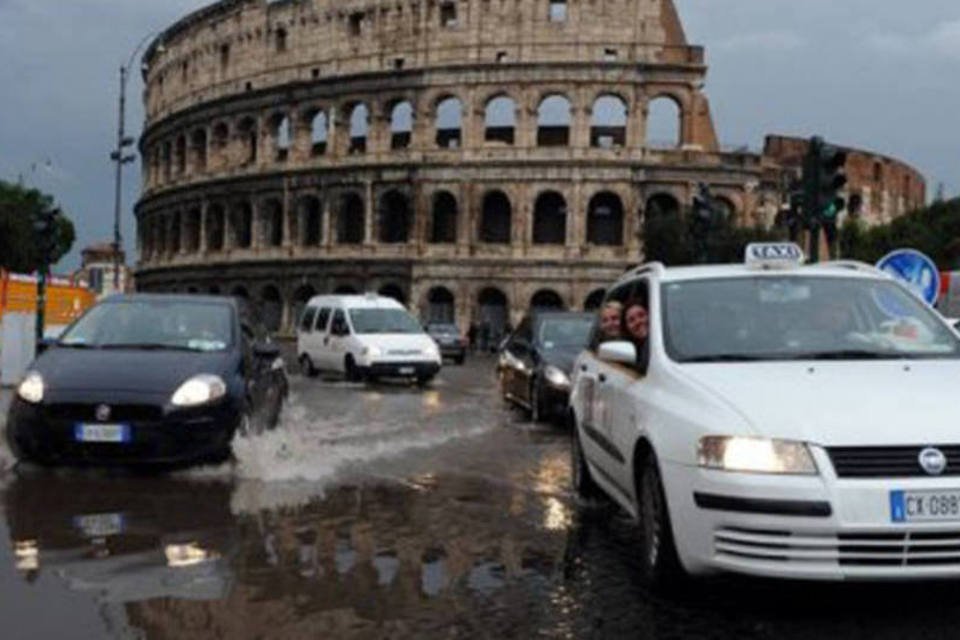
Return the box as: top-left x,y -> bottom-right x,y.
637,452 -> 686,591
344,356 -> 362,383
299,354 -> 319,378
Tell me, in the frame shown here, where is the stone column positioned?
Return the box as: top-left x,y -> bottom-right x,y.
364,182 -> 375,245
199,202 -> 209,254
572,96 -> 591,149
322,194 -> 334,249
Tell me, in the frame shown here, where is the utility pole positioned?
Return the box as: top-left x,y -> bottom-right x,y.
110,65 -> 136,293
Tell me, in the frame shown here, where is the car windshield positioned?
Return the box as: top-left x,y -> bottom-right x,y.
349,308 -> 423,335
428,324 -> 459,335
59,300 -> 234,351
662,276 -> 960,363
536,316 -> 595,350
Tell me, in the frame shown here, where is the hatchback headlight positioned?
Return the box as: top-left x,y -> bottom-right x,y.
697,436 -> 818,475
171,374 -> 227,407
17,372 -> 44,404
543,365 -> 571,389
362,345 -> 383,359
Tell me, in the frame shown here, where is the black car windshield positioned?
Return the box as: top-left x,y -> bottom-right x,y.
536,316 -> 595,349
59,300 -> 234,351
349,308 -> 422,335
662,276 -> 960,363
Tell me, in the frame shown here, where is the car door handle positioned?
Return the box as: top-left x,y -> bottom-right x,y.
598,374 -> 607,383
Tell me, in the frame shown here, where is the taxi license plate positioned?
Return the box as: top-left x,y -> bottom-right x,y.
74,423 -> 131,444
890,490 -> 960,522
73,513 -> 125,537
399,367 -> 415,375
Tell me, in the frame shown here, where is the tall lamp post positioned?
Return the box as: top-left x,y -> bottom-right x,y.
110,32 -> 163,293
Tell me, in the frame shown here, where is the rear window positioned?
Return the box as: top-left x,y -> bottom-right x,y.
300,307 -> 318,332
315,308 -> 332,332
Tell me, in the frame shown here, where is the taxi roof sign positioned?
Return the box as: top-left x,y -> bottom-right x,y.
744,243 -> 805,269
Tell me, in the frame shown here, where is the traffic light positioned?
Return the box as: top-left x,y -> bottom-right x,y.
802,137 -> 848,261
33,207 -> 60,267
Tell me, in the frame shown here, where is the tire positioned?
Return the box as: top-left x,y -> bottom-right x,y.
637,452 -> 686,591
299,354 -> 319,378
571,421 -> 606,506
416,375 -> 434,388
344,355 -> 361,383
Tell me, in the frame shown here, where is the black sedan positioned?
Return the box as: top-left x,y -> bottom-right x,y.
5,294 -> 287,467
498,311 -> 595,424
425,322 -> 467,364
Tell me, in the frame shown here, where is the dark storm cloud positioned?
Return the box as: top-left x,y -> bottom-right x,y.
1,0 -> 956,270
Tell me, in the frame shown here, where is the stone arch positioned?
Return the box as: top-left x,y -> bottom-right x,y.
426,286 -> 456,324
477,287 -> 509,344
537,94 -> 572,147
533,191 -> 567,245
269,112 -> 291,161
237,116 -> 258,164
435,95 -> 463,148
347,102 -> 369,154
646,95 -> 682,149
378,190 -> 413,244
161,140 -> 172,181
389,99 -> 414,150
309,109 -> 328,155
184,207 -> 201,253
175,135 -> 187,175
260,285 -> 283,332
209,285 -> 222,295
479,190 -> 512,244
484,94 -> 517,145
430,191 -> 458,244
591,94 -> 628,148
262,198 -> 284,247
337,192 -> 365,244
713,195 -> 739,222
211,122 -> 229,150
584,288 -> 607,311
190,128 -> 208,171
169,211 -> 182,254
587,191 -> 625,246
298,196 -> 322,246
334,284 -> 359,294
530,289 -> 565,310
645,192 -> 681,219
378,283 -> 406,304
231,285 -> 250,300
207,203 -> 225,251
292,284 -> 317,328
231,201 -> 254,249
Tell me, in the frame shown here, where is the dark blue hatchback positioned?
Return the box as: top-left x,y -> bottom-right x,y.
6,294 -> 287,466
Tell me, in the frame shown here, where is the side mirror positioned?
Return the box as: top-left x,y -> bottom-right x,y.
36,337 -> 57,356
598,341 -> 637,366
254,342 -> 281,359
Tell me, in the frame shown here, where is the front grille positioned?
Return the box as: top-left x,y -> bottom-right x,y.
827,445 -> 960,478
715,527 -> 960,567
45,403 -> 163,423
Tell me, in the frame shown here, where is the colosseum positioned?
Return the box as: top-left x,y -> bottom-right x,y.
134,0 -> 926,336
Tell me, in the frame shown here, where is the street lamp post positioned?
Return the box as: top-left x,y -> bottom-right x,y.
110,32 -> 162,293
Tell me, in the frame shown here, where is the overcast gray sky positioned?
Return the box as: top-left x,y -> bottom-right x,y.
1,0 -> 957,270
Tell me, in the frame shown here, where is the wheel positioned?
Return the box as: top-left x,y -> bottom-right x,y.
638,452 -> 686,591
344,355 -> 361,383
299,354 -> 319,378
416,374 -> 434,388
571,420 -> 606,505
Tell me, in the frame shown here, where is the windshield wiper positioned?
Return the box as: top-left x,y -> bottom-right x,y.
58,342 -> 96,349
680,354 -> 773,363
100,343 -> 198,352
788,350 -> 908,361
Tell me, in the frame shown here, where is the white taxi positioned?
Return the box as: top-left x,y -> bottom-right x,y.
569,243 -> 960,587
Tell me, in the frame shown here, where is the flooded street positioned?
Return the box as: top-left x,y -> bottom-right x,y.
5,358 -> 960,639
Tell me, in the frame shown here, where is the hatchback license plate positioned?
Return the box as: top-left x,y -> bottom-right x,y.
399,367 -> 415,375
74,423 -> 131,444
890,490 -> 960,522
73,513 -> 125,537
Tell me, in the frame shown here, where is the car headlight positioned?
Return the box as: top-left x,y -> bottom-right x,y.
171,374 -> 227,407
17,372 -> 44,404
543,365 -> 571,389
425,342 -> 440,358
697,436 -> 818,475
362,346 -> 383,359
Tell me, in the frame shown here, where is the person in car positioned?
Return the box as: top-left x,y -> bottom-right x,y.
622,300 -> 650,372
599,301 -> 624,340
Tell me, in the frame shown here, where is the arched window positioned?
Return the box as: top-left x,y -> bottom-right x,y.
310,110 -> 328,156
485,95 -> 516,145
185,208 -> 201,253
477,288 -> 509,344
260,286 -> 283,332
334,284 -> 359,294
299,197 -> 322,246
275,27 -> 288,53
537,95 -> 572,147
233,202 -> 253,249
591,95 -> 627,148
271,114 -> 291,161
587,192 -> 624,246
533,191 -> 567,245
231,286 -> 249,300
531,289 -> 565,310
337,193 -> 365,244
175,136 -> 187,174
292,285 -> 316,328
378,284 -> 406,304
190,129 -> 208,171
431,191 -> 458,244
212,122 -> 229,152
348,103 -> 369,154
390,101 -> 414,150
436,96 -> 462,148
427,287 -> 455,324
645,193 -> 680,219
646,96 -> 682,148
238,117 -> 258,164
584,289 -> 606,311
262,199 -> 284,247
378,190 -> 412,244
480,191 -> 512,244
162,141 -> 172,181
207,204 -> 225,251
169,212 -> 181,254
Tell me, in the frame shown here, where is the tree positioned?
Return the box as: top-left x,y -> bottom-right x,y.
0,180 -> 75,272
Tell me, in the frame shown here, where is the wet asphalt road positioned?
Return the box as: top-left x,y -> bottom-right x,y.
4,359 -> 960,639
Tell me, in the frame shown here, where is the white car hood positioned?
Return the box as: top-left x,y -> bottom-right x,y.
678,360 -> 960,446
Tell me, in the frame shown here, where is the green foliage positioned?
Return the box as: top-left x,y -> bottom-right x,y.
0,180 -> 75,272
839,198 -> 960,269
642,206 -> 787,266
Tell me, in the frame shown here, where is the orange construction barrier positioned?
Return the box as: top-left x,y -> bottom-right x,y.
0,270 -> 95,327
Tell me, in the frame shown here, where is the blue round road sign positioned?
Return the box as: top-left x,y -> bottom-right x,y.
876,249 -> 941,306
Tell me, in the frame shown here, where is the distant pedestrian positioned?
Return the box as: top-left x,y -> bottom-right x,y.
468,322 -> 478,352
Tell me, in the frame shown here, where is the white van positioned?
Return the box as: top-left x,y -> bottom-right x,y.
296,294 -> 441,385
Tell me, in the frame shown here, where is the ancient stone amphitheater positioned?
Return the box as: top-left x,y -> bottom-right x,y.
134,0 -> 924,335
